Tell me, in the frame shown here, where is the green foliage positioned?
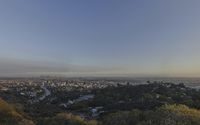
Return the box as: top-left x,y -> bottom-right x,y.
0,98 -> 35,125
148,104 -> 200,125
37,113 -> 97,125
2,83 -> 200,125
102,104 -> 200,125
102,109 -> 143,125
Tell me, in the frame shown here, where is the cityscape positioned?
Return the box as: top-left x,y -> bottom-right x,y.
1,0 -> 200,125
1,77 -> 200,125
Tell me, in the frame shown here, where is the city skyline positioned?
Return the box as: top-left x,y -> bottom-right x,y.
0,0 -> 200,77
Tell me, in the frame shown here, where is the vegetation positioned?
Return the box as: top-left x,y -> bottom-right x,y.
0,98 -> 35,125
102,104 -> 200,125
37,113 -> 97,125
2,82 -> 200,125
90,82 -> 200,113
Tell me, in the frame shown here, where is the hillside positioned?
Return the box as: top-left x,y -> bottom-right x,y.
0,98 -> 35,125
102,104 -> 200,125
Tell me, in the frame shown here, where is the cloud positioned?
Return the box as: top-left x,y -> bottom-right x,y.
0,57 -> 123,77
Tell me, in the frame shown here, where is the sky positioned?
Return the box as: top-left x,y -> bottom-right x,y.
0,0 -> 200,77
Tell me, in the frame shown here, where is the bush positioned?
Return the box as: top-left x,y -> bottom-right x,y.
37,113 -> 97,125
102,104 -> 200,125
0,98 -> 35,125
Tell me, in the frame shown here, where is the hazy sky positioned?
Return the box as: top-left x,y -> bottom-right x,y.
0,0 -> 200,77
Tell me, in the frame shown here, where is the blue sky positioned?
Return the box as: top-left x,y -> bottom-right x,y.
0,0 -> 200,77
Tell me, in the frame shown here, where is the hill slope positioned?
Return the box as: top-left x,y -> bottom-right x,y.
0,98 -> 35,125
